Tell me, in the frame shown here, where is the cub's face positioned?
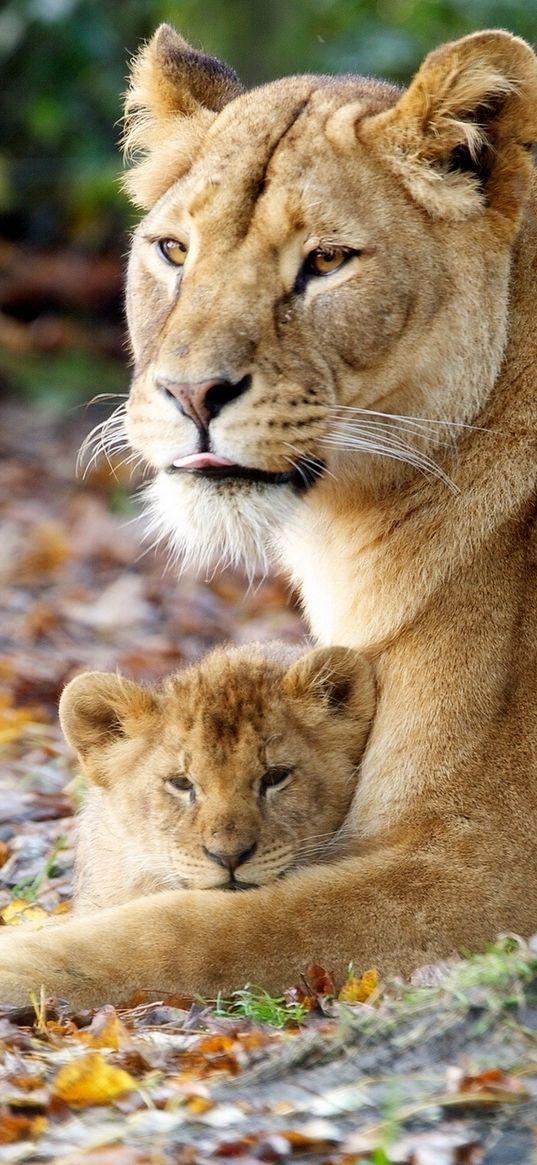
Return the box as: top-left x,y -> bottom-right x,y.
118,27 -> 537,573
60,645 -> 375,892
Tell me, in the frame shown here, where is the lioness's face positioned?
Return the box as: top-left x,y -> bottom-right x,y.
122,30 -> 533,572
126,80 -> 421,572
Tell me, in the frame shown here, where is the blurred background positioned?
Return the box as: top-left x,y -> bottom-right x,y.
1,0 -> 536,408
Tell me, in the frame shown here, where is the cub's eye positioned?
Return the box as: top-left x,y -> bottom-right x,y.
305,247 -> 351,277
157,238 -> 188,267
166,775 -> 195,800
260,767 -> 294,795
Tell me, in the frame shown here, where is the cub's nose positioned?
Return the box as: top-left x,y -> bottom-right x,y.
158,375 -> 251,431
203,841 -> 257,873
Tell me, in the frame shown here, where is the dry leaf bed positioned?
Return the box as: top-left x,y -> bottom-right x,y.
1,404 -> 537,1163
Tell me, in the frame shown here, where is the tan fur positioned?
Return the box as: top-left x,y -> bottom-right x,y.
1,28 -> 537,1007
59,644 -> 375,911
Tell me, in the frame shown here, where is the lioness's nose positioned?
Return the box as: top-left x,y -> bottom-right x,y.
158,375 -> 251,431
203,841 -> 257,872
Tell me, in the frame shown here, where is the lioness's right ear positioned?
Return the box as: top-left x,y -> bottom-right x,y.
59,672 -> 157,762
357,30 -> 537,221
123,24 -> 244,208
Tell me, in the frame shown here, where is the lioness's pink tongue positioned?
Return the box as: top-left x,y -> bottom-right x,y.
172,453 -> 236,470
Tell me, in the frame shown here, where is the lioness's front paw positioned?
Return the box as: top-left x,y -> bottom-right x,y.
0,930 -> 57,1005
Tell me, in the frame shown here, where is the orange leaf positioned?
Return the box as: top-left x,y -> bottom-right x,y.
283,985 -> 317,1012
51,1052 -> 136,1107
52,901 -> 72,915
302,964 -> 336,997
448,1065 -> 529,1102
0,1113 -> 47,1144
77,1006 -> 127,1051
338,967 -> 380,1004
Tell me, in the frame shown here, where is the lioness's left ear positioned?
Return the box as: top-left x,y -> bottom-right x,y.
283,646 -> 376,723
359,31 -> 537,220
123,24 -> 244,208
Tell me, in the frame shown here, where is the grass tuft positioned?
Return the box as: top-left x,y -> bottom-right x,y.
213,984 -> 309,1028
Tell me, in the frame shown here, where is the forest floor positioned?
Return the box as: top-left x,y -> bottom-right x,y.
1,401 -> 537,1164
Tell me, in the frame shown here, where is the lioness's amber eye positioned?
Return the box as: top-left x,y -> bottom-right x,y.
158,238 -> 188,267
166,775 -> 194,794
307,247 -> 348,276
260,767 -> 293,794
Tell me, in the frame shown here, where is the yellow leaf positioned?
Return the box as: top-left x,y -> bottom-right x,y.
338,967 -> 380,1004
185,1095 -> 214,1115
1,900 -> 49,926
0,698 -> 42,745
52,1052 -> 136,1107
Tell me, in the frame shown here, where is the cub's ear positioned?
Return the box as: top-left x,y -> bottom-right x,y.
283,646 -> 376,724
359,30 -> 537,220
59,672 -> 158,764
123,24 -> 244,208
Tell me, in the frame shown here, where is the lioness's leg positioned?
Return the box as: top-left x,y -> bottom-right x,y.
0,838 -> 525,1008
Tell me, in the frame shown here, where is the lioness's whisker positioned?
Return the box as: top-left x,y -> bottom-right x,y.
321,427 -> 458,492
330,404 -> 490,433
85,392 -> 129,407
283,442 -> 336,483
77,403 -> 130,478
332,418 -> 456,452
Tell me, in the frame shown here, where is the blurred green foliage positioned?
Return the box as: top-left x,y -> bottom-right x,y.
1,0 -> 536,250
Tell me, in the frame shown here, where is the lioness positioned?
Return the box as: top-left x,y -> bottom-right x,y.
1,26 -> 537,1007
59,644 -> 375,911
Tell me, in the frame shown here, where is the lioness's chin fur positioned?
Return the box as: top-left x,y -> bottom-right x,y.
145,472 -> 298,578
1,27 -> 537,1008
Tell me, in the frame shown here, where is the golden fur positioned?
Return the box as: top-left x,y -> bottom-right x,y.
1,26 -> 537,1007
59,644 -> 375,910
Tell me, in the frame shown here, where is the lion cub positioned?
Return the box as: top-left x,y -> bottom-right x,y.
59,643 -> 375,914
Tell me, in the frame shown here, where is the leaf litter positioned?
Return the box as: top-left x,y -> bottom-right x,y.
1,405 -> 537,1161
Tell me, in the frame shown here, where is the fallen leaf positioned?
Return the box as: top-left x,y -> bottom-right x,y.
0,698 -> 45,745
57,1149 -> 154,1165
302,964 -> 336,998
76,1004 -> 128,1050
17,520 -> 70,579
51,1051 -> 136,1106
0,1110 -> 47,1144
338,966 -> 380,1004
447,1065 -> 529,1103
1,899 -> 49,925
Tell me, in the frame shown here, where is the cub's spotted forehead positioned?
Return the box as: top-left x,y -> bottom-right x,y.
162,655 -> 286,752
